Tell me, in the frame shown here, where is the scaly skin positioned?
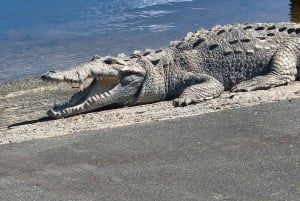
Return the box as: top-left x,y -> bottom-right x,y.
42,22 -> 300,118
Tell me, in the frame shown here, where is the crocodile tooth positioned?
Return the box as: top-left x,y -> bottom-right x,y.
70,107 -> 75,113
77,105 -> 83,113
83,102 -> 91,109
79,83 -> 84,91
92,96 -> 98,102
61,109 -> 68,117
87,98 -> 94,105
104,92 -> 110,97
66,108 -> 72,114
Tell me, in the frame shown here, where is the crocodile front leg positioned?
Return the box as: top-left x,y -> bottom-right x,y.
173,74 -> 224,106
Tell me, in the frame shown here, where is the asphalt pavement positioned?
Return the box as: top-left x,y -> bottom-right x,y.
0,99 -> 299,201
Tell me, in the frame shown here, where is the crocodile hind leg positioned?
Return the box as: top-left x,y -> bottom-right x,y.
231,39 -> 299,92
173,74 -> 224,106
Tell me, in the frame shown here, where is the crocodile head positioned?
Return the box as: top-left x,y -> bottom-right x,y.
41,56 -> 157,119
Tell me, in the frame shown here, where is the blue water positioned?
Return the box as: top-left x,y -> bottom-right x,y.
0,0 -> 290,81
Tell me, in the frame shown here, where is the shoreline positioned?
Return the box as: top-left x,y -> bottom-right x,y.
2,78 -> 300,144
0,77 -> 54,96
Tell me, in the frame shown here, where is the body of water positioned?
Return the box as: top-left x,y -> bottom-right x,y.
0,0 -> 293,81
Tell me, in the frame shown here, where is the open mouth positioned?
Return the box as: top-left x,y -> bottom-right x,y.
42,56 -> 147,119
49,75 -> 121,118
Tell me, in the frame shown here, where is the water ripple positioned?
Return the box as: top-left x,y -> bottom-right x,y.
0,0 -> 290,81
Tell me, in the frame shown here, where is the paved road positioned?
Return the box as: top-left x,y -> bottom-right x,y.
0,100 -> 299,201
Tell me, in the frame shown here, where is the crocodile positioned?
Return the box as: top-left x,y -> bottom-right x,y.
42,22 -> 300,119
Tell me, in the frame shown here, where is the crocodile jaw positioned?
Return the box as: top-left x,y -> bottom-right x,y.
48,76 -> 115,118
48,73 -> 145,119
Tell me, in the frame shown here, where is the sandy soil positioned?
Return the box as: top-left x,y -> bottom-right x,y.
1,79 -> 300,144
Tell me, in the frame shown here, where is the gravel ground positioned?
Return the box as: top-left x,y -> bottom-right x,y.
2,79 -> 300,144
